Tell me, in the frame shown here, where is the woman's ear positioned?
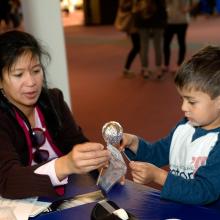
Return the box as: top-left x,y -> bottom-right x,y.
0,80 -> 2,89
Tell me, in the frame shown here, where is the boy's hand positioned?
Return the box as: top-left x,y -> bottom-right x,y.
129,161 -> 168,186
119,133 -> 139,154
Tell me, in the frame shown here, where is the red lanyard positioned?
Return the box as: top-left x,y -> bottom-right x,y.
14,106 -> 62,165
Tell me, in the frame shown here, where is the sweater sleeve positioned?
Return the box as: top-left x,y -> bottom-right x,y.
123,137 -> 171,166
125,118 -> 186,167
34,158 -> 68,186
134,137 -> 171,166
161,140 -> 220,204
0,114 -> 59,199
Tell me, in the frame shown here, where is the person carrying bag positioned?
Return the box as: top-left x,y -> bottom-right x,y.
114,0 -> 137,33
114,0 -> 141,78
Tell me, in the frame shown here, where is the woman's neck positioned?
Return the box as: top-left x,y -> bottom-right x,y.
21,106 -> 36,128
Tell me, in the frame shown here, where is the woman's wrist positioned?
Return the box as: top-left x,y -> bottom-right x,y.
55,154 -> 75,181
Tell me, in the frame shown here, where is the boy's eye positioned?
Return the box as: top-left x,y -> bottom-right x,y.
188,101 -> 197,105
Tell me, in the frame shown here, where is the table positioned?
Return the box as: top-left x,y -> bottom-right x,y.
32,172 -> 220,220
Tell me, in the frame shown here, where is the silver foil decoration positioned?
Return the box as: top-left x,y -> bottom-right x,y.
98,121 -> 127,193
102,121 -> 123,146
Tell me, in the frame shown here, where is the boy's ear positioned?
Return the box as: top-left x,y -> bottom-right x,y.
216,96 -> 220,109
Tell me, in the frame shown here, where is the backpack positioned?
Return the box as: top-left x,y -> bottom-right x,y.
138,0 -> 157,19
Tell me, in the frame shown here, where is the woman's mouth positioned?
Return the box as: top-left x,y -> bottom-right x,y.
24,91 -> 38,99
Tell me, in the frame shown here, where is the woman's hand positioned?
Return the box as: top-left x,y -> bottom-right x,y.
129,161 -> 168,186
55,142 -> 110,180
119,133 -> 139,154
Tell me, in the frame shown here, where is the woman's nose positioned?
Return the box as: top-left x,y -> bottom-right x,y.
26,72 -> 36,85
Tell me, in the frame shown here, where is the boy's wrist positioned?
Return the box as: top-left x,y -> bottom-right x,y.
154,168 -> 168,186
129,135 -> 139,154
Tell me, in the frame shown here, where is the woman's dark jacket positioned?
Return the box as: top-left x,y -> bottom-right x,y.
0,88 -> 88,199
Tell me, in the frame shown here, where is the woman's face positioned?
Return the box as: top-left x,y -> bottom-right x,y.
0,52 -> 44,112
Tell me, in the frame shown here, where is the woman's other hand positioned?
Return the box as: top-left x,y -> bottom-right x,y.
55,142 -> 110,180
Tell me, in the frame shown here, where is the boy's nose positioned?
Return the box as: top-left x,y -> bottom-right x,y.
181,101 -> 188,112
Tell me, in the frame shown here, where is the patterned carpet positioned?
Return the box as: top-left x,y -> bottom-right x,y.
64,15 -> 220,143
63,15 -> 220,187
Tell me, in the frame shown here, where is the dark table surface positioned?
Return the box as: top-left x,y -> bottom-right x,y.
32,172 -> 220,220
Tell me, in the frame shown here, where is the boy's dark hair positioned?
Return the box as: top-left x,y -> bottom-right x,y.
175,45 -> 220,99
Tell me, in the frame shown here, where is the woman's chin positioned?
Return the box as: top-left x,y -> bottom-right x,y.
23,99 -> 38,107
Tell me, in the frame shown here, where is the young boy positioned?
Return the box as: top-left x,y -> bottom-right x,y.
120,45 -> 220,204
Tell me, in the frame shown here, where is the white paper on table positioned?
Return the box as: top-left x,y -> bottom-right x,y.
0,196 -> 51,220
29,200 -> 52,217
56,190 -> 105,211
0,207 -> 17,220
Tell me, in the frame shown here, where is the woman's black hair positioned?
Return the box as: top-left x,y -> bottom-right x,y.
0,30 -> 49,80
0,30 -> 62,137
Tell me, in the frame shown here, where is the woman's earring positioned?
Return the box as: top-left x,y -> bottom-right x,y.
0,88 -> 6,96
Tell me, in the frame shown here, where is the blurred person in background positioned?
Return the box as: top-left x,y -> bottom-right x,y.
118,0 -> 141,78
135,0 -> 167,79
163,0 -> 199,74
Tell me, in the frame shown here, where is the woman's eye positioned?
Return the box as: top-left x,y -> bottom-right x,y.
13,72 -> 23,77
32,68 -> 42,74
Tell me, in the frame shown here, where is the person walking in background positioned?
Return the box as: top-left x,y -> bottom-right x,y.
115,0 -> 141,78
163,0 -> 199,74
135,0 -> 167,79
0,0 -> 11,32
9,0 -> 22,29
0,0 -> 22,32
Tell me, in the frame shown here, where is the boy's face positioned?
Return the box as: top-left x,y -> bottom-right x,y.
177,87 -> 220,130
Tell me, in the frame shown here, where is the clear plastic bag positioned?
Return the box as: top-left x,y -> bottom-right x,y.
97,155 -> 127,193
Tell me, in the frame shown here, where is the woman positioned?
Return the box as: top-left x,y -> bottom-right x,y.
0,30 -> 110,199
